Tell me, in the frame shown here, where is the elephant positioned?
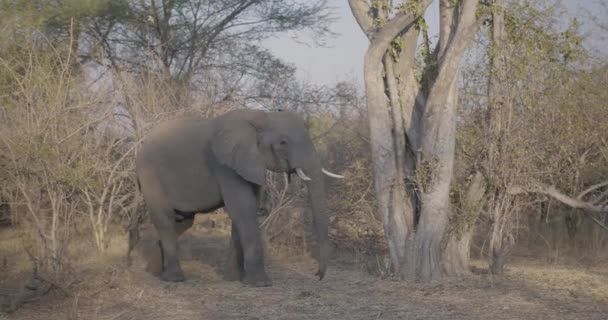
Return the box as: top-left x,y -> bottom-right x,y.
132,109 -> 343,287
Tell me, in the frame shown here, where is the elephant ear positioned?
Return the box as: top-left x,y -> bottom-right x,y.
211,121 -> 266,186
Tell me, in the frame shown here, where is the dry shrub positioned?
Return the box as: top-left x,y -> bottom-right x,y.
260,172 -> 310,257
312,113 -> 387,266
0,35 -> 229,309
0,42 -> 111,272
0,42 -> 92,310
458,57 -> 608,267
517,206 -> 608,266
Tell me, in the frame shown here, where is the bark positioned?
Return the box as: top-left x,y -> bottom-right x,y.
444,171 -> 486,276
388,26 -> 422,276
347,0 -> 374,36
356,0 -> 433,274
349,0 -> 482,281
384,55 -> 414,272
394,27 -> 424,150
438,0 -> 458,60
416,0 -> 480,281
437,2 -> 487,275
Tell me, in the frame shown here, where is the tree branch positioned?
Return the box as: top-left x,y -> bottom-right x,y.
347,0 -> 374,36
508,183 -> 608,231
421,0 -> 480,154
577,180 -> 608,200
368,1 -> 433,56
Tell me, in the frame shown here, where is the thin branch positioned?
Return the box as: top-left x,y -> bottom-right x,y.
348,0 -> 374,36
577,180 -> 608,200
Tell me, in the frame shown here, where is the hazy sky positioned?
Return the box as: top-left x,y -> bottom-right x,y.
263,0 -> 606,87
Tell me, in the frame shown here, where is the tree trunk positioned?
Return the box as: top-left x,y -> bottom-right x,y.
415,0 -> 480,281
443,230 -> 473,275
355,0 -> 433,274
444,171 -> 486,275
349,0 -> 482,281
384,53 -> 418,273
392,26 -> 423,278
415,75 -> 458,281
363,29 -> 416,275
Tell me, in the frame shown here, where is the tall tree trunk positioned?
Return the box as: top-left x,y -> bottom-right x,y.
384,54 -> 415,272
415,0 -> 480,281
349,0 -> 482,281
360,3 -> 431,273
392,26 -> 422,278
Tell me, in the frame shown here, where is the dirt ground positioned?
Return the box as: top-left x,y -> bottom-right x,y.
2,219 -> 608,320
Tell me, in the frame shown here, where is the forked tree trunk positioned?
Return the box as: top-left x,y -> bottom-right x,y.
363,17 -> 422,275
349,0 -> 483,281
415,0 -> 481,281
348,0 -> 433,275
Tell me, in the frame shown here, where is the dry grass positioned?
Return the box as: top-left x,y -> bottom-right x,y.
2,214 -> 607,320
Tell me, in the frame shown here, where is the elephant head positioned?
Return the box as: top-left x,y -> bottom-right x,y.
211,109 -> 342,279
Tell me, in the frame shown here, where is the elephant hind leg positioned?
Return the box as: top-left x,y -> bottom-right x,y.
148,203 -> 185,282
159,213 -> 194,273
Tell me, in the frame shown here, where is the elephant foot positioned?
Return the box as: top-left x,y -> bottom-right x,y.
160,268 -> 186,282
223,268 -> 243,282
223,257 -> 245,282
242,274 -> 272,287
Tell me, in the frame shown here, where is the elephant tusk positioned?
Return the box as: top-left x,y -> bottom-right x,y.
295,168 -> 312,181
322,168 -> 344,179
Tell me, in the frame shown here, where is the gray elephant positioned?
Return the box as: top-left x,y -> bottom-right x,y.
132,109 -> 343,287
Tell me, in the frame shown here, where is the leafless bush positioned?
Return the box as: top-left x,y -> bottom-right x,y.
0,40 -> 145,274
257,171 -> 314,259
261,173 -> 296,231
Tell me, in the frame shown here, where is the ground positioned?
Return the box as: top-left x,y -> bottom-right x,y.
1,217 -> 608,320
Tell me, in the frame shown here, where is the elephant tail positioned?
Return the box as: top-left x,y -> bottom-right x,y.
126,178 -> 145,266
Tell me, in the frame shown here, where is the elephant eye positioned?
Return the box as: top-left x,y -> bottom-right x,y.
279,139 -> 288,146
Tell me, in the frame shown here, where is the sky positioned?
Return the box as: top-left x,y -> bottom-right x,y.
262,0 -> 607,87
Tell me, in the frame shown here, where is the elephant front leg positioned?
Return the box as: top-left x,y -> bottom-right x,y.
235,215 -> 271,287
223,222 -> 245,281
219,177 -> 271,287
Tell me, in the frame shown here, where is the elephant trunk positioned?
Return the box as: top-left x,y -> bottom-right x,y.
293,155 -> 331,280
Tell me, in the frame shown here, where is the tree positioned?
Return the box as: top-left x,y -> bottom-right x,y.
348,0 -> 487,281
85,0 -> 333,83
1,0 -> 335,110
449,0 -> 606,273
480,0 -> 593,273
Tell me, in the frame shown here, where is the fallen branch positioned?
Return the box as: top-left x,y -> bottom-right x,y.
508,181 -> 608,232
